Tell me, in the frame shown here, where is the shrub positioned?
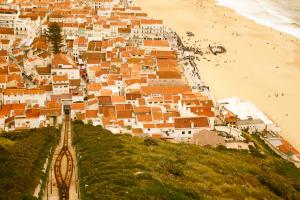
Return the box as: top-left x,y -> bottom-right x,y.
249,145 -> 264,158
257,174 -> 294,198
0,127 -> 60,200
168,165 -> 184,177
73,122 -> 300,199
216,145 -> 227,151
144,137 -> 159,146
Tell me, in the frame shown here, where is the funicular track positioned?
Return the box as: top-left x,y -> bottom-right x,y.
54,115 -> 73,200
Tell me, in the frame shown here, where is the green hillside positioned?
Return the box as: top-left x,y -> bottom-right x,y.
0,127 -> 60,200
72,121 -> 300,200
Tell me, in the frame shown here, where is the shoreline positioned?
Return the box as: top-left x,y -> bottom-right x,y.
215,0 -> 300,40
136,0 -> 300,151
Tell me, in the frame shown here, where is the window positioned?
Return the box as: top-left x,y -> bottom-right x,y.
182,131 -> 185,135
148,128 -> 151,131
188,131 -> 192,134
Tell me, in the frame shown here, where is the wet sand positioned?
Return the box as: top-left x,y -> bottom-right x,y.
136,0 -> 300,151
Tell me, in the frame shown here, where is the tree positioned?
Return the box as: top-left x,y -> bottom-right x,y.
45,22 -> 63,54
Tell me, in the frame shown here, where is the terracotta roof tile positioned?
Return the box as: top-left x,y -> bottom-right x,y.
141,86 -> 191,95
86,110 -> 98,118
174,117 -> 209,129
71,103 -> 85,110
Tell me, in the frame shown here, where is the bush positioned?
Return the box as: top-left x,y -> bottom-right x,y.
216,145 -> 227,151
0,127 -> 60,200
23,194 -> 38,200
257,174 -> 294,198
144,137 -> 159,146
249,145 -> 264,158
168,165 -> 184,177
73,122 -> 300,200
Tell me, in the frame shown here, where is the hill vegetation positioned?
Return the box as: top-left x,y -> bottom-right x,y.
72,121 -> 300,200
0,127 -> 60,200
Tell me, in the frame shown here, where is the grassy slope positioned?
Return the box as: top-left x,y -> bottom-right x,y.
0,137 -> 16,147
72,121 -> 300,200
0,127 -> 60,200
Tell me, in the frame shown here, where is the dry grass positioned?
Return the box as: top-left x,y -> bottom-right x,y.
72,121 -> 300,200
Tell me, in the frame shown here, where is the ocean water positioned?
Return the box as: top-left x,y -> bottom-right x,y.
216,0 -> 300,39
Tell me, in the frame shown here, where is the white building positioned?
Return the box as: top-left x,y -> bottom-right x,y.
237,119 -> 266,133
3,89 -> 47,106
24,56 -> 47,72
142,40 -> 171,51
15,16 -> 41,39
219,97 -> 280,133
52,74 -> 70,95
0,27 -> 15,40
51,53 -> 80,80
0,5 -> 19,28
140,19 -> 165,39
72,36 -> 88,59
88,0 -> 118,9
15,113 -> 42,130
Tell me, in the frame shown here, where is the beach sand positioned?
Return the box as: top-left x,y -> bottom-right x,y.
136,0 -> 300,151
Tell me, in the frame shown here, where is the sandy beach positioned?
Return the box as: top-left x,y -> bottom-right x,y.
136,0 -> 300,151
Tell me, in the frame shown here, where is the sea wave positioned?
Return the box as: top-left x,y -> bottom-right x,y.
216,0 -> 300,39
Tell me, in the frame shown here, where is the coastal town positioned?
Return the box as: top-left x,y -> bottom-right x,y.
0,0 -> 299,171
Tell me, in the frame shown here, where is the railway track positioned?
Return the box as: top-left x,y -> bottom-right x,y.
54,115 -> 74,200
